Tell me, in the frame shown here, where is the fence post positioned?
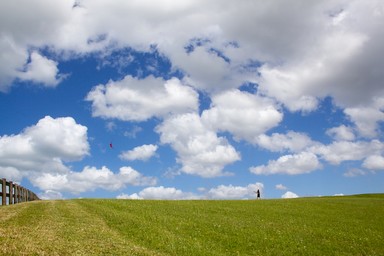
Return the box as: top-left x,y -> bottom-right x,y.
19,185 -> 22,203
11,184 -> 19,204
18,185 -> 21,203
13,182 -> 16,204
23,187 -> 26,202
15,185 -> 21,204
9,181 -> 13,205
2,178 -> 6,206
16,184 -> 19,204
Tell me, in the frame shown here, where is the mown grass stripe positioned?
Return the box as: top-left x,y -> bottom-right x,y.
0,200 -> 162,255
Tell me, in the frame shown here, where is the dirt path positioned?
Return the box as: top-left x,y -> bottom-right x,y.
0,200 -> 160,255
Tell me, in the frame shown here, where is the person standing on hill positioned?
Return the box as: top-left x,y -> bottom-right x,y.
256,189 -> 260,199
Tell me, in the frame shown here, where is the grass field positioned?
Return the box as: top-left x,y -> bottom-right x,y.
0,194 -> 383,255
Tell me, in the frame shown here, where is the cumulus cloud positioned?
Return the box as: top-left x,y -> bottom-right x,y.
275,184 -> 287,190
251,138 -> 384,174
156,113 -> 240,177
125,186 -> 196,200
250,152 -> 321,175
256,1 -> 384,113
0,0 -> 74,90
0,38 -> 28,91
0,116 -> 89,178
258,65 -> 320,112
344,100 -> 384,138
39,190 -> 64,200
202,89 -> 282,142
119,144 -> 158,161
16,52 -> 63,86
257,24 -> 369,112
326,125 -> 355,141
0,167 -> 23,183
171,45 -> 249,93
123,125 -> 143,138
118,166 -> 157,186
282,191 -> 299,199
362,155 -> 384,170
206,183 -> 264,199
311,140 -> 384,165
256,131 -> 317,153
117,193 -> 142,200
343,168 -> 366,178
86,76 -> 198,121
30,166 -> 157,194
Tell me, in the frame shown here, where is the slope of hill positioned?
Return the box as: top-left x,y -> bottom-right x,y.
1,195 -> 383,255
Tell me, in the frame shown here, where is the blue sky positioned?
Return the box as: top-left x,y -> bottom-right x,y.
1,0 -> 383,200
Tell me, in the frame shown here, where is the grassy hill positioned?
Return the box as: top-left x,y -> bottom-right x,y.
1,194 -> 383,255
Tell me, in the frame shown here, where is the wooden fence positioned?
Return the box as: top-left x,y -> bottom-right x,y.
1,178 -> 40,206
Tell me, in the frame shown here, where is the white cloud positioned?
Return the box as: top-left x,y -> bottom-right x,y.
119,144 -> 158,161
16,52 -> 63,86
275,184 -> 287,190
0,0 -> 75,90
24,116 -> 89,161
344,100 -> 384,138
255,1 -> 384,114
117,193 -> 142,200
250,152 -> 321,175
86,76 -> 199,121
0,116 -> 89,178
326,125 -> 355,141
105,121 -> 116,131
0,166 -> 23,183
202,89 -> 282,142
282,191 -> 299,199
30,166 -> 157,194
39,190 -> 64,200
0,0 -> 74,46
123,125 -> 142,138
262,28 -> 368,111
156,113 -> 240,178
177,47 -> 232,92
136,186 -> 196,200
258,65 -> 320,112
206,183 -> 264,199
256,131 -> 316,153
343,168 -> 366,177
311,140 -> 384,165
362,155 -> 384,170
254,136 -> 384,175
118,166 -> 157,186
0,37 -> 27,91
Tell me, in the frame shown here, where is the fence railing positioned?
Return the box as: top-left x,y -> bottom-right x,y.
1,178 -> 40,206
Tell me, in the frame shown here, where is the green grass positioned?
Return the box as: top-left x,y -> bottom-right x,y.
1,194 -> 383,255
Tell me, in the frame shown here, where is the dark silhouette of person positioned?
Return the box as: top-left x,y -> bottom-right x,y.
256,189 -> 260,199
